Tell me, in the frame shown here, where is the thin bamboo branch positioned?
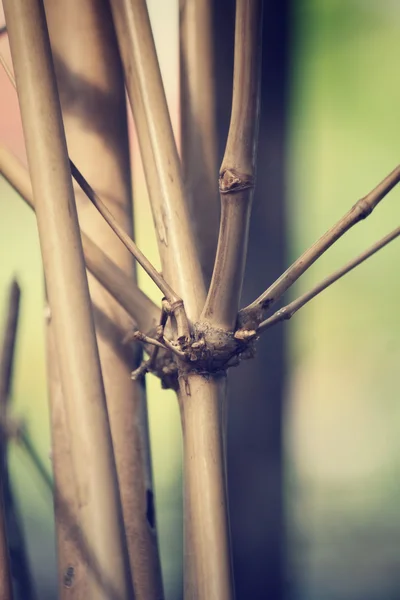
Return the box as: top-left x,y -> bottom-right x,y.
239,164 -> 400,329
109,0 -> 206,320
70,161 -> 189,340
0,280 -> 20,600
3,1 -> 132,598
179,375 -> 233,600
180,0 -> 219,286
258,225 -> 400,333
201,0 -> 263,331
0,146 -> 159,333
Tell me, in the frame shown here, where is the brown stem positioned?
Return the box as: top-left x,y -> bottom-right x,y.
0,146 -> 159,334
179,374 -> 234,600
180,0 -> 219,287
0,280 -> 20,600
201,0 -> 263,331
43,0 -> 165,596
258,225 -> 400,333
3,0 -> 132,597
70,161 -> 190,341
109,0 -> 206,320
239,164 -> 400,329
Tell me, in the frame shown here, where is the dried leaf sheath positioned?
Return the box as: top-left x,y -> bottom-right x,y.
3,0 -> 132,597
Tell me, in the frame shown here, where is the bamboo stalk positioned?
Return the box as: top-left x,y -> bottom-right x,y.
201,0 -> 263,331
0,146 -> 159,333
239,164 -> 400,330
109,0 -> 206,319
43,0 -> 164,595
179,375 -> 233,600
3,1 -> 132,598
180,0 -> 219,286
258,225 -> 400,332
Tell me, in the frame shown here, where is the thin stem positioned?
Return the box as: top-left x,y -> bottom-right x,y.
201,0 -> 263,331
0,280 -> 21,600
258,226 -> 400,333
109,0 -> 206,320
0,281 -> 20,409
239,164 -> 400,329
3,0 -> 132,597
70,161 -> 190,340
180,0 -> 219,286
0,146 -> 160,333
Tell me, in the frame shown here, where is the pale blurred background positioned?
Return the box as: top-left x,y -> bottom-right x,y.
0,1 -> 399,599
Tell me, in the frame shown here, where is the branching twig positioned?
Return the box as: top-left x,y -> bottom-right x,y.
257,226 -> 400,333
239,164 -> 400,329
201,0 -> 263,331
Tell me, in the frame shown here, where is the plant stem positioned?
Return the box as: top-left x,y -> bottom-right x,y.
201,0 -> 263,331
258,225 -> 400,332
179,374 -> 233,600
0,146 -> 159,333
239,164 -> 400,329
0,280 -> 21,600
43,0 -> 164,594
180,0 -> 219,287
3,0 -> 132,597
70,162 -> 190,340
109,0 -> 205,320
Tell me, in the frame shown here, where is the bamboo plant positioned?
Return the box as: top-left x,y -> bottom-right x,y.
0,0 -> 399,599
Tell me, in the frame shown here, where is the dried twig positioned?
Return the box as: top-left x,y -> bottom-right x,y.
239,164 -> 400,330
70,161 -> 190,341
258,226 -> 400,332
202,0 -> 263,331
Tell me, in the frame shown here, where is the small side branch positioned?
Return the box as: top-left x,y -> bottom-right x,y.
256,226 -> 400,333
239,164 -> 400,329
70,161 -> 190,341
201,0 -> 263,331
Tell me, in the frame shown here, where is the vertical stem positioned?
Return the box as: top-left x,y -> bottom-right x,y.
0,281 -> 35,600
109,0 -> 206,318
201,0 -> 263,331
179,375 -> 234,600
0,281 -> 21,600
3,0 -> 132,597
43,1 -> 164,596
180,0 -> 219,287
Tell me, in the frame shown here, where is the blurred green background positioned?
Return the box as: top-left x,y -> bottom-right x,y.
0,0 -> 399,599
